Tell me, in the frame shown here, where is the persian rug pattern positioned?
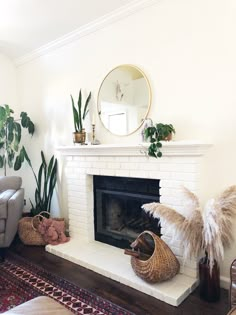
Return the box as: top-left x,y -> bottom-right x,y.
0,253 -> 135,315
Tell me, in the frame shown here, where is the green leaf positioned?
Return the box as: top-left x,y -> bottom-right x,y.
47,155 -> 54,181
0,155 -> 4,168
77,90 -> 82,131
0,107 -> 6,129
157,151 -> 162,158
20,112 -> 27,127
82,91 -> 91,120
71,95 -> 79,132
29,152 -> 57,214
22,146 -> 31,165
28,121 -> 35,135
14,155 -> 22,170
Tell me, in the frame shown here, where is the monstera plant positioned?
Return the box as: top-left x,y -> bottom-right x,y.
0,104 -> 35,175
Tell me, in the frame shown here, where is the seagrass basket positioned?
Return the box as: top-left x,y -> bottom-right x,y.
130,230 -> 180,283
18,211 -> 66,246
18,216 -> 46,245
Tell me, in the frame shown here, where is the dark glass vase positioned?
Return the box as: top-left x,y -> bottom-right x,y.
199,255 -> 220,302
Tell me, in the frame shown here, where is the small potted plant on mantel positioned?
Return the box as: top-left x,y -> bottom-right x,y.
144,123 -> 175,158
71,89 -> 91,144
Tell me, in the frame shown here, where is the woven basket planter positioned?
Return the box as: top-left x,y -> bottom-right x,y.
131,230 -> 180,283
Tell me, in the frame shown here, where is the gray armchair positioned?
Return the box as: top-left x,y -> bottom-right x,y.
0,176 -> 24,259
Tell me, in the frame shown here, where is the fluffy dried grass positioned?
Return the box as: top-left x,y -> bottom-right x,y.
142,185 -> 236,273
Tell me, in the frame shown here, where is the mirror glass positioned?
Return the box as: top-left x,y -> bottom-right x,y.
97,65 -> 151,136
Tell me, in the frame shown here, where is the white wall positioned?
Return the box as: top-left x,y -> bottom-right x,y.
0,53 -> 17,111
15,0 -> 236,281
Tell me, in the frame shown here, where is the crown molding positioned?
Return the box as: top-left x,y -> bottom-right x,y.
14,0 -> 157,67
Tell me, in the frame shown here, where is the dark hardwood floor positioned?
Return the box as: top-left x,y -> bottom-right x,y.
7,240 -> 229,315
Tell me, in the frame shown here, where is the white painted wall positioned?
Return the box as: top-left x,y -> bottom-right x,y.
0,53 -> 17,109
15,0 -> 236,281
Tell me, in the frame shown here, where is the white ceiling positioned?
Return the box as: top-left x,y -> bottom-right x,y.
0,0 -> 136,60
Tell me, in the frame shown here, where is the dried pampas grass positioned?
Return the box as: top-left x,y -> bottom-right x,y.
142,185 -> 236,273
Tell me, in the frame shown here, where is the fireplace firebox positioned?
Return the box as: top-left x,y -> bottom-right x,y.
94,175 -> 161,249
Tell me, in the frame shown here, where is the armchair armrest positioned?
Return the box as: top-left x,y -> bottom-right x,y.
0,176 -> 22,191
3,188 -> 24,247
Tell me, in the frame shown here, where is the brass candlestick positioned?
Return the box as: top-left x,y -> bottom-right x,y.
92,124 -> 95,145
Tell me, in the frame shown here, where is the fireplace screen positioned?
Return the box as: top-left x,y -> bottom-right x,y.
94,175 -> 161,249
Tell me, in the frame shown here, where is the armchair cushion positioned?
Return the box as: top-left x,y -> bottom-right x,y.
0,190 -> 17,219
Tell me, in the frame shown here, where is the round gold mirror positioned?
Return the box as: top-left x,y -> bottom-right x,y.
97,64 -> 151,136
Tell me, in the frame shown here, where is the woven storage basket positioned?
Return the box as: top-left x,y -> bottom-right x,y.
18,212 -> 66,246
131,230 -> 180,283
18,216 -> 46,245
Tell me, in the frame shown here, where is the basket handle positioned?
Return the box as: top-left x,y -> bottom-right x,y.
31,211 -> 50,231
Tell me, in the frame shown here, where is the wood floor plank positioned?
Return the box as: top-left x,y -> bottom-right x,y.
8,240 -> 230,315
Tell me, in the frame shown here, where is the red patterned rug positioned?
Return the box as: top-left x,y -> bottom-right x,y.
0,252 -> 135,315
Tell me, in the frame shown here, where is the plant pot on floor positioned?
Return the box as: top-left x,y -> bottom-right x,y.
199,255 -> 220,302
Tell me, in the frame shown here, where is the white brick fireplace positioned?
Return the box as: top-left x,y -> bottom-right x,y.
46,141 -> 211,306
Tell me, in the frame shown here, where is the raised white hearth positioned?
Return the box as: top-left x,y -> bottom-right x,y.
46,141 -> 211,306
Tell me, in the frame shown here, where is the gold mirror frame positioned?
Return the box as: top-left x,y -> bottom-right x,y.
97,64 -> 152,136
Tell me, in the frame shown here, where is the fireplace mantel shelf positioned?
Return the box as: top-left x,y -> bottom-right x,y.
57,141 -> 212,157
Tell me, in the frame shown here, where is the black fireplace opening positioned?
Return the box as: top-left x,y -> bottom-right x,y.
93,175 -> 161,249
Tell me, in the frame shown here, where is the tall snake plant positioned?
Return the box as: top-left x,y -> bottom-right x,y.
25,150 -> 57,216
71,89 -> 91,132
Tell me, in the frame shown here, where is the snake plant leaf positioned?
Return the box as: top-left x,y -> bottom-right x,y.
71,95 -> 79,132
47,155 -> 54,181
28,151 -> 58,215
82,91 -> 91,120
48,159 -> 57,211
37,163 -> 44,201
78,90 -> 82,131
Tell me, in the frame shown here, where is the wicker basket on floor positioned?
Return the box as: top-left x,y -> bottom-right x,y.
130,230 -> 180,283
18,216 -> 46,245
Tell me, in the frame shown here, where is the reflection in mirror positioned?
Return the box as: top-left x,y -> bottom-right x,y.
97,65 -> 151,136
